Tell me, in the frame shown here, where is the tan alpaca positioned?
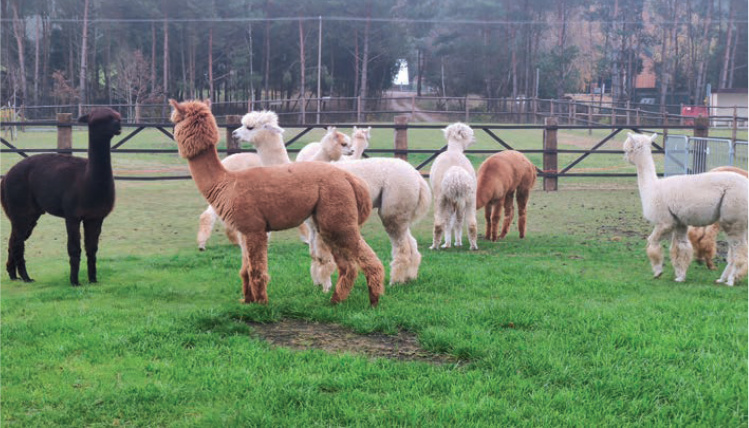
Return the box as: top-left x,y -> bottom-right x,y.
476,150 -> 537,241
295,127 -> 353,162
170,99 -> 384,306
687,166 -> 748,273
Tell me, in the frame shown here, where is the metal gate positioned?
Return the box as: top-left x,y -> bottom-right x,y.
664,135 -> 748,176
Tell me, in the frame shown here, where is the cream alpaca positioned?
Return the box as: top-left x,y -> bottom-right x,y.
170,99 -> 384,306
307,158 -> 432,290
196,110 -> 291,249
623,132 -> 748,285
341,126 -> 371,160
295,127 -> 353,162
429,122 -> 478,250
687,166 -> 748,272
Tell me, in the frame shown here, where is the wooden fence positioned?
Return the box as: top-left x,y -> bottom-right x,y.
0,115 -> 732,191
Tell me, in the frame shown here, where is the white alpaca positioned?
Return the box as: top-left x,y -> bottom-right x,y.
340,126 -> 371,161
196,110 -> 289,250
623,132 -> 748,285
295,127 -> 354,162
308,158 -> 431,290
429,122 -> 479,251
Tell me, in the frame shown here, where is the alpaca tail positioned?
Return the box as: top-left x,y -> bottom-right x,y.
412,174 -> 432,223
442,166 -> 475,204
345,173 -> 373,226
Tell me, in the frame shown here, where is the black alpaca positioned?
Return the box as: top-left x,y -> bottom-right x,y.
1,108 -> 121,285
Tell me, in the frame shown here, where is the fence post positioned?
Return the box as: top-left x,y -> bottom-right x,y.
226,115 -> 241,155
732,105 -> 738,148
626,101 -> 631,125
533,97 -> 538,123
636,108 -> 641,126
610,104 -> 615,128
394,114 -> 409,161
691,115 -> 709,174
465,96 -> 469,122
543,116 -> 558,191
662,111 -> 669,142
357,96 -> 362,123
57,113 -> 73,155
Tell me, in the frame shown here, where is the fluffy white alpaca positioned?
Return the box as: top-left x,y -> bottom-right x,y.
295,127 -> 354,162
308,158 -> 431,290
623,132 -> 748,285
429,122 -> 479,251
340,126 -> 371,161
196,110 -> 290,250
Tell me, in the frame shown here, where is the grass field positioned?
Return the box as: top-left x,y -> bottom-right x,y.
1,126 -> 747,426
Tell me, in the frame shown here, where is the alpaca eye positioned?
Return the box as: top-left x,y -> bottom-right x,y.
246,126 -> 254,130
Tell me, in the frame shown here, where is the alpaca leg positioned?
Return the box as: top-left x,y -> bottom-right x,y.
484,203 -> 494,240
6,214 -> 40,282
489,200 -> 503,241
83,218 -> 103,283
718,227 -> 748,286
453,208 -> 465,247
224,225 -> 240,246
65,219 -> 83,286
197,205 -> 218,251
516,188 -> 531,239
646,224 -> 672,279
466,201 -> 479,251
309,223 -> 336,292
406,232 -> 422,281
430,204 -> 448,250
355,238 -> 385,307
244,232 -> 270,304
669,226 -> 692,282
499,190 -> 515,239
441,212 -> 454,248
385,220 -> 413,284
298,222 -> 311,245
237,238 -> 254,303
329,252 -> 359,305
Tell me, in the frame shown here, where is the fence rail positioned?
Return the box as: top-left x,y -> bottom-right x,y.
2,116 -> 746,190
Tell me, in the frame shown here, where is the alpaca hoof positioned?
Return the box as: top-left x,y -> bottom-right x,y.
440,243 -> 451,249
714,278 -> 725,284
470,245 -> 478,251
429,245 -> 439,250
22,277 -> 35,283
674,276 -> 685,283
198,246 -> 205,252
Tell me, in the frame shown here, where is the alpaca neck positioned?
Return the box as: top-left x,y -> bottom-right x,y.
633,150 -> 659,205
187,147 -> 230,202
352,137 -> 367,158
447,141 -> 465,153
255,135 -> 291,165
85,133 -> 113,180
312,146 -> 337,162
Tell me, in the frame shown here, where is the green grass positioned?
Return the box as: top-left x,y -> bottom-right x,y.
1,172 -> 746,426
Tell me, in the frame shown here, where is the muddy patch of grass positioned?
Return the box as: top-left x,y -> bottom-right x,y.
247,319 -> 457,365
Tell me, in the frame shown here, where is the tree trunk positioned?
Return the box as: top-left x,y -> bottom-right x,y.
163,3 -> 169,97
78,0 -> 90,116
353,28 -> 360,97
359,6 -> 371,99
719,0 -> 735,88
34,15 -> 41,105
151,22 -> 157,93
11,1 -> 27,107
209,27 -> 214,102
264,5 -> 271,107
298,18 -> 306,122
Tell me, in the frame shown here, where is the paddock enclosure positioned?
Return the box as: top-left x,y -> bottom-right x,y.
0,119 -> 747,426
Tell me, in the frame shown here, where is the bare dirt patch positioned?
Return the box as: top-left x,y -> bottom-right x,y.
247,319 -> 456,364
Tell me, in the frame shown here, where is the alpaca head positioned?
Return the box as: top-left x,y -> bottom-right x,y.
169,99 -> 220,159
622,132 -> 657,164
443,122 -> 475,150
351,126 -> 371,152
232,110 -> 285,148
79,107 -> 122,138
322,126 -> 354,159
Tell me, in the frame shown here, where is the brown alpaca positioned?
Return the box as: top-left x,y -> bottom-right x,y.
475,150 -> 537,241
169,99 -> 384,306
688,166 -> 748,271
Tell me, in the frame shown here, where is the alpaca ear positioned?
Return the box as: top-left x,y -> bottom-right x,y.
203,99 -> 212,108
262,123 -> 284,134
78,114 -> 89,124
169,99 -> 183,113
627,132 -> 635,139
649,133 -> 658,142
